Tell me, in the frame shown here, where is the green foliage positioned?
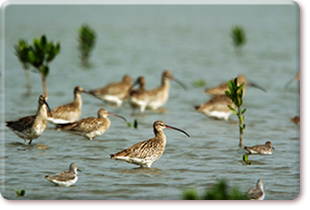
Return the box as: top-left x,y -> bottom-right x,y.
225,77 -> 246,147
182,180 -> 249,200
13,35 -> 61,96
182,188 -> 200,200
27,35 -> 61,77
15,188 -> 26,196
127,119 -> 138,129
231,25 -> 246,48
78,24 -> 96,66
14,40 -> 31,69
242,154 -> 252,165
191,79 -> 206,88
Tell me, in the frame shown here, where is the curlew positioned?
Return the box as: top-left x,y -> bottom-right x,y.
129,70 -> 186,113
45,163 -> 81,187
6,95 -> 51,145
128,76 -> 148,113
204,74 -> 266,96
195,94 -> 236,121
244,141 -> 275,154
247,179 -> 265,200
55,109 -> 127,140
47,86 -> 89,124
88,75 -> 132,106
110,120 -> 190,167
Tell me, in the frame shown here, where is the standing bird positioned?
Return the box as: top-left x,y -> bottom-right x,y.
45,163 -> 81,187
195,94 -> 236,121
129,70 -> 187,113
244,141 -> 275,154
6,95 -> 51,145
196,75 -> 266,120
55,109 -> 127,140
88,74 -> 132,106
129,76 -> 148,113
204,74 -> 266,96
47,86 -> 89,124
110,120 -> 190,167
247,179 -> 265,200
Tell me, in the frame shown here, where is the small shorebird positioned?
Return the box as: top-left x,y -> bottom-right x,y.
110,120 -> 190,167
204,74 -> 266,96
47,86 -> 89,124
290,115 -> 300,125
194,94 -> 236,121
55,109 -> 127,140
6,95 -> 51,145
244,141 -> 275,154
247,179 -> 265,200
129,76 -> 148,113
88,75 -> 132,106
129,70 -> 187,113
45,163 -> 81,187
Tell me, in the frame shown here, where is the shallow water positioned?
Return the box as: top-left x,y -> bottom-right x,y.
1,4 -> 300,200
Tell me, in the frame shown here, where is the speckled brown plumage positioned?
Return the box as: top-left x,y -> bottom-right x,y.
244,141 -> 275,154
56,109 -> 126,140
195,94 -> 236,121
6,95 -> 51,145
47,86 -> 88,124
88,75 -> 132,106
110,120 -> 189,167
204,75 -> 247,95
129,70 -> 186,112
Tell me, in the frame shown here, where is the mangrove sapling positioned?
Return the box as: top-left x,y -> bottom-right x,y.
225,77 -> 246,147
78,24 -> 96,67
231,25 -> 246,55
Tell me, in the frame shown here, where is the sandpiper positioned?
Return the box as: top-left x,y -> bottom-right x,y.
55,109 -> 127,140
110,120 -> 190,167
88,75 -> 132,106
128,76 -> 148,113
47,86 -> 89,124
6,95 -> 51,145
290,116 -> 300,125
204,74 -> 266,96
129,70 -> 187,113
247,179 -> 265,200
194,94 -> 236,121
45,163 -> 81,187
244,141 -> 275,154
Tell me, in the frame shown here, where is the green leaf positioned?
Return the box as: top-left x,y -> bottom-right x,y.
241,108 -> 246,114
242,124 -> 246,129
15,188 -> 20,196
227,80 -> 234,92
41,66 -> 49,77
227,105 -> 237,115
225,91 -> 232,98
242,154 -> 248,162
133,119 -> 138,129
20,189 -> 25,196
127,122 -> 132,127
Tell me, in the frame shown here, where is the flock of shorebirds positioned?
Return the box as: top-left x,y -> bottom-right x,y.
5,70 -> 299,199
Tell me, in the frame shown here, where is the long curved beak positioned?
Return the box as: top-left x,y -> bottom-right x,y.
108,113 -> 127,122
171,76 -> 187,91
43,100 -> 52,117
165,124 -> 190,137
77,168 -> 82,172
272,147 -> 275,150
284,76 -> 299,90
246,81 -> 267,93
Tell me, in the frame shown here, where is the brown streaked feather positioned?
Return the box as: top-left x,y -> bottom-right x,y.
196,94 -> 235,112
6,115 -> 35,132
45,171 -> 76,182
112,137 -> 165,160
56,117 -> 109,133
